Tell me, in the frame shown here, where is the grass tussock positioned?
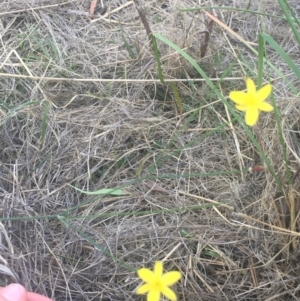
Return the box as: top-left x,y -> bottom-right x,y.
0,0 -> 300,300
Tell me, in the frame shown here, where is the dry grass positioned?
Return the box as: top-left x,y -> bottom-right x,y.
1,0 -> 300,300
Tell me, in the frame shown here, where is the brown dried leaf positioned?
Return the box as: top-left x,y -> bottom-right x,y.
144,180 -> 170,194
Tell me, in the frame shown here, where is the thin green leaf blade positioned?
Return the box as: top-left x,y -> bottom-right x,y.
257,34 -> 265,89
69,185 -> 130,196
152,35 -> 164,84
261,32 -> 300,80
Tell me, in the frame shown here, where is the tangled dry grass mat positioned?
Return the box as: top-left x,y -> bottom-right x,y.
0,0 -> 300,300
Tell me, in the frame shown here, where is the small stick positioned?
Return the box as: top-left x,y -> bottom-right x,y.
200,19 -> 214,58
133,0 -> 152,42
89,0 -> 98,19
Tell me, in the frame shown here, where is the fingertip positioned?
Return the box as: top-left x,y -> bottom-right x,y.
0,284 -> 27,301
27,292 -> 53,301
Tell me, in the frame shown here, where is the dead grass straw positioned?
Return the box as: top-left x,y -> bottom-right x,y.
0,0 -> 300,300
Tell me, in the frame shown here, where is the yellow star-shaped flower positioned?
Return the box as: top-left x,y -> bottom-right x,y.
136,261 -> 181,301
229,78 -> 273,126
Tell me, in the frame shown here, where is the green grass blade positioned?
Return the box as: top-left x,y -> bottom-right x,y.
120,25 -> 136,59
69,185 -> 130,196
152,35 -> 164,84
40,101 -> 50,146
153,32 -> 283,192
257,34 -> 265,89
277,0 -> 300,45
171,82 -> 183,114
0,195 -> 232,223
260,32 -> 300,80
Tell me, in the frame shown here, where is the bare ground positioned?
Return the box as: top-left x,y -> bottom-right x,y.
1,0 -> 300,300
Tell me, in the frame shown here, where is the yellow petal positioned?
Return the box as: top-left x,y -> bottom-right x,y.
161,286 -> 177,301
245,107 -> 259,126
138,268 -> 155,282
154,262 -> 163,277
136,284 -> 151,294
147,290 -> 160,301
256,84 -> 272,102
161,271 -> 181,286
257,102 -> 273,112
246,78 -> 256,94
235,104 -> 247,111
229,91 -> 247,104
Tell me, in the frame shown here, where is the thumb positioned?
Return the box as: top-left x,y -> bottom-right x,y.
0,284 -> 27,301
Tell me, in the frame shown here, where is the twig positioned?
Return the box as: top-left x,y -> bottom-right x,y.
132,0 -> 152,42
89,0 -> 98,19
200,19 -> 214,58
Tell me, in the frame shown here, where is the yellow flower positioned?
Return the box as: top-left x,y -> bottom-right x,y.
136,261 -> 181,301
229,78 -> 273,126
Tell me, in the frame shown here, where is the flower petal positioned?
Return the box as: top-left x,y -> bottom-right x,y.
138,268 -> 155,282
136,284 -> 151,295
235,104 -> 247,111
229,91 -> 247,104
161,271 -> 181,286
257,102 -> 273,112
154,261 -> 163,277
256,84 -> 272,102
161,286 -> 177,301
147,290 -> 160,301
246,78 -> 256,94
245,107 -> 259,126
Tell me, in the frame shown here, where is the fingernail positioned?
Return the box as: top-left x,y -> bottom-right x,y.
1,284 -> 26,301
